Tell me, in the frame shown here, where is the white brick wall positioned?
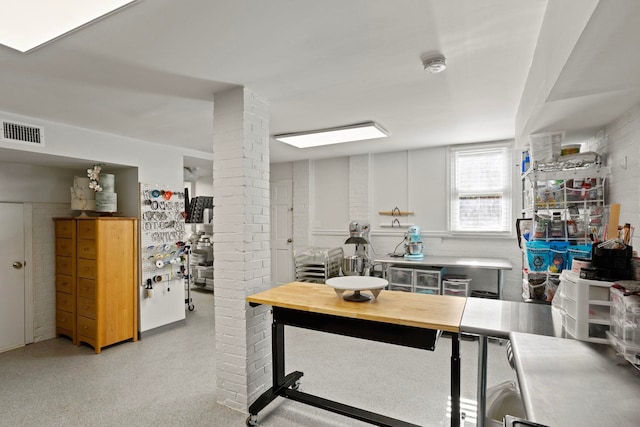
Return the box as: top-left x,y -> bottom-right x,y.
31,202 -> 73,342
601,103 -> 640,249
349,154 -> 370,221
213,87 -> 272,411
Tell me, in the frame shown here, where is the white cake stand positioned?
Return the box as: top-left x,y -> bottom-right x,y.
325,276 -> 388,302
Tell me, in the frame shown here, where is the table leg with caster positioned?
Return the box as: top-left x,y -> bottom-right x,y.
247,320 -> 304,425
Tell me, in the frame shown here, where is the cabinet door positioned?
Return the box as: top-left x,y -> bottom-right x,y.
55,220 -> 74,238
77,220 -> 96,239
77,316 -> 97,339
77,297 -> 96,319
77,259 -> 97,279
55,274 -> 74,294
56,310 -> 75,334
55,256 -> 74,276
77,239 -> 96,259
55,238 -> 74,257
56,292 -> 75,312
77,278 -> 96,299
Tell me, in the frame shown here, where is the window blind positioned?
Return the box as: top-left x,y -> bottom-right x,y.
451,146 -> 511,233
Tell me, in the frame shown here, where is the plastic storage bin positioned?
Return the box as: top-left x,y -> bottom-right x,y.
388,267 -> 413,292
558,270 -> 613,343
386,266 -> 442,294
607,331 -> 640,367
442,279 -> 471,297
609,286 -> 640,347
414,268 -> 442,294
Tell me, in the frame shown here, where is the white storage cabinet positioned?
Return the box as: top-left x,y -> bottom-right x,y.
387,266 -> 442,295
607,286 -> 640,367
558,270 -> 612,343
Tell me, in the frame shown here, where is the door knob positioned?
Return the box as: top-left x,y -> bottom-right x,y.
12,261 -> 23,269
287,238 -> 293,243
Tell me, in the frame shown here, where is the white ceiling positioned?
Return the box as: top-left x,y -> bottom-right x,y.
2,1 -> 637,171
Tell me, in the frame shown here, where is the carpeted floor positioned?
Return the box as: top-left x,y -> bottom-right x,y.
0,289 -> 516,427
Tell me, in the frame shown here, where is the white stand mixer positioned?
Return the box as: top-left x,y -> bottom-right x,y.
404,225 -> 424,259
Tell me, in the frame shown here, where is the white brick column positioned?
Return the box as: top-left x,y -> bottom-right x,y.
212,87 -> 271,411
349,154 -> 371,221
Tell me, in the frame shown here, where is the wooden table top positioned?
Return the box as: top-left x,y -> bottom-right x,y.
247,282 -> 466,333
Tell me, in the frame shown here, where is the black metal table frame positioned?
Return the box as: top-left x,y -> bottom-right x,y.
247,305 -> 461,427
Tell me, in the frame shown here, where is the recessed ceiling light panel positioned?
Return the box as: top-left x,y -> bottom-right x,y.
274,122 -> 389,149
0,0 -> 138,53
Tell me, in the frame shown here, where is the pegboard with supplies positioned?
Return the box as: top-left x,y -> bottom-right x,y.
139,183 -> 188,298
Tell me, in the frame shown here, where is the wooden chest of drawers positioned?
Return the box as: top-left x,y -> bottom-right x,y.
54,217 -> 138,353
54,219 -> 76,343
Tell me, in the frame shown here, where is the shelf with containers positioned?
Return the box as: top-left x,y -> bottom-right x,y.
607,284 -> 640,367
386,266 -> 443,295
520,151 -> 610,302
555,270 -> 614,344
442,277 -> 472,297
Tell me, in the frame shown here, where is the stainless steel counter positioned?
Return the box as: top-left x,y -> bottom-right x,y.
373,255 -> 513,271
460,298 -> 562,427
510,332 -> 640,427
461,298 -> 562,338
373,255 -> 513,299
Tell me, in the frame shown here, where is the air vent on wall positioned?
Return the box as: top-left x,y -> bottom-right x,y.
2,121 -> 44,146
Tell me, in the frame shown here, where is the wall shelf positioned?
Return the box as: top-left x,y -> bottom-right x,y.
379,211 -> 414,216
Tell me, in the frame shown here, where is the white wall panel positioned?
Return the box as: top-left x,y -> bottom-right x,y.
313,157 -> 349,230
372,151 -> 408,230
408,147 -> 447,232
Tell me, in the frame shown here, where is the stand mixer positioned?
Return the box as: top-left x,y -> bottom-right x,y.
404,225 -> 424,259
342,220 -> 370,276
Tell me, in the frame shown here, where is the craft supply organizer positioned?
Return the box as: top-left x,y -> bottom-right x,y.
139,184 -> 188,297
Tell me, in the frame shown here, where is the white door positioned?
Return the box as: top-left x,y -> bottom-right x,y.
0,203 -> 25,353
271,180 -> 293,285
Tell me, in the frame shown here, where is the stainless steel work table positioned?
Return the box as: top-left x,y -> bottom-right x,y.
373,255 -> 513,299
460,298 -> 562,427
247,282 -> 467,427
510,331 -> 640,426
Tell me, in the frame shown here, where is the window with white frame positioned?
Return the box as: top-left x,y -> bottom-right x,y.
450,144 -> 511,234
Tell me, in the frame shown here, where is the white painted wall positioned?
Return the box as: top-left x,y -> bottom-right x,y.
271,162 -> 292,182
312,157 -> 349,230
1,111 -> 184,184
0,164 -> 76,203
194,175 -> 213,196
407,147 -> 448,232
372,151 -> 409,228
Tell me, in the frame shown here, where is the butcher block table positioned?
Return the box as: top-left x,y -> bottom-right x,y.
246,282 -> 467,427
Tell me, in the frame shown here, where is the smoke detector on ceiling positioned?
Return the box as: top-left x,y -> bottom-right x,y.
423,54 -> 447,73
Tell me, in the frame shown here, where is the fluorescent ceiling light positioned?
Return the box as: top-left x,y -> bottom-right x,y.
275,122 -> 389,149
0,0 -> 138,53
